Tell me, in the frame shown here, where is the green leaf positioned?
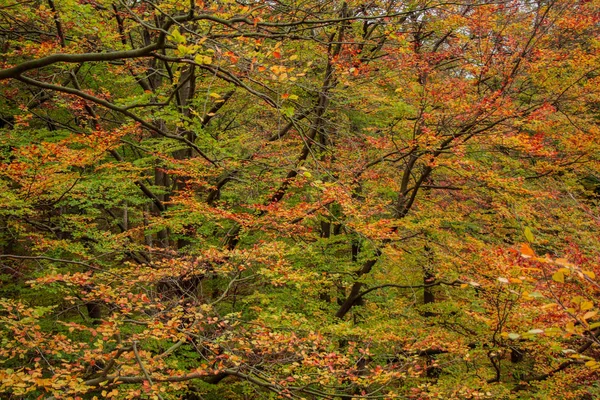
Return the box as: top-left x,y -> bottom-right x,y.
177,44 -> 193,56
194,54 -> 212,64
282,106 -> 295,117
169,27 -> 186,44
589,322 -> 600,330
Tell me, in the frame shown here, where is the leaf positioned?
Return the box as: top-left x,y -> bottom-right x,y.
177,44 -> 193,56
555,258 -> 572,267
582,311 -> 597,320
194,54 -> 212,64
508,333 -> 520,340
169,27 -> 186,44
524,227 -> 534,243
520,243 -> 535,258
553,267 -> 571,283
282,106 -> 294,117
583,270 -> 596,279
527,329 -> 544,334
552,270 -> 564,283
580,301 -> 594,311
572,296 -> 585,304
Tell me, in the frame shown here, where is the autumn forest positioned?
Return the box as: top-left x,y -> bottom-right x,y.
1,0 -> 600,398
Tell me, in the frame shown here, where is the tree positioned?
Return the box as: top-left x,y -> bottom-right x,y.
1,0 -> 600,398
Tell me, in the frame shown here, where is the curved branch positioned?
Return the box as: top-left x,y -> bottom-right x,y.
133,341 -> 164,400
15,75 -> 217,166
513,328 -> 600,390
336,278 -> 463,319
0,42 -> 163,80
357,279 -> 464,300
0,254 -> 95,268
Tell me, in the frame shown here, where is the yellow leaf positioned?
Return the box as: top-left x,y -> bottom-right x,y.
581,301 -> 594,311
583,270 -> 596,279
585,360 -> 597,367
555,258 -> 574,267
524,227 -> 534,242
552,270 -> 564,283
209,92 -> 221,98
572,296 -> 584,304
289,54 -> 298,61
583,311 -> 597,320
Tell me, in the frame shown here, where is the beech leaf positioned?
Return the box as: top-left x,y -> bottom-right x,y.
552,271 -> 564,283
524,227 -> 534,243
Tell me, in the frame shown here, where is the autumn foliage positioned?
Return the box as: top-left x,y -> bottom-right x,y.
1,0 -> 600,399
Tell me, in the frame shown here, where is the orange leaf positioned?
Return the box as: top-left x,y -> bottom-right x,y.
520,243 -> 535,258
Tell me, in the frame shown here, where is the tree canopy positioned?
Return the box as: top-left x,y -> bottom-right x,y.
1,0 -> 600,398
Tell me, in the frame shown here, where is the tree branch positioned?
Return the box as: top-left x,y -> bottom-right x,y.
0,42 -> 163,80
15,75 -> 217,166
